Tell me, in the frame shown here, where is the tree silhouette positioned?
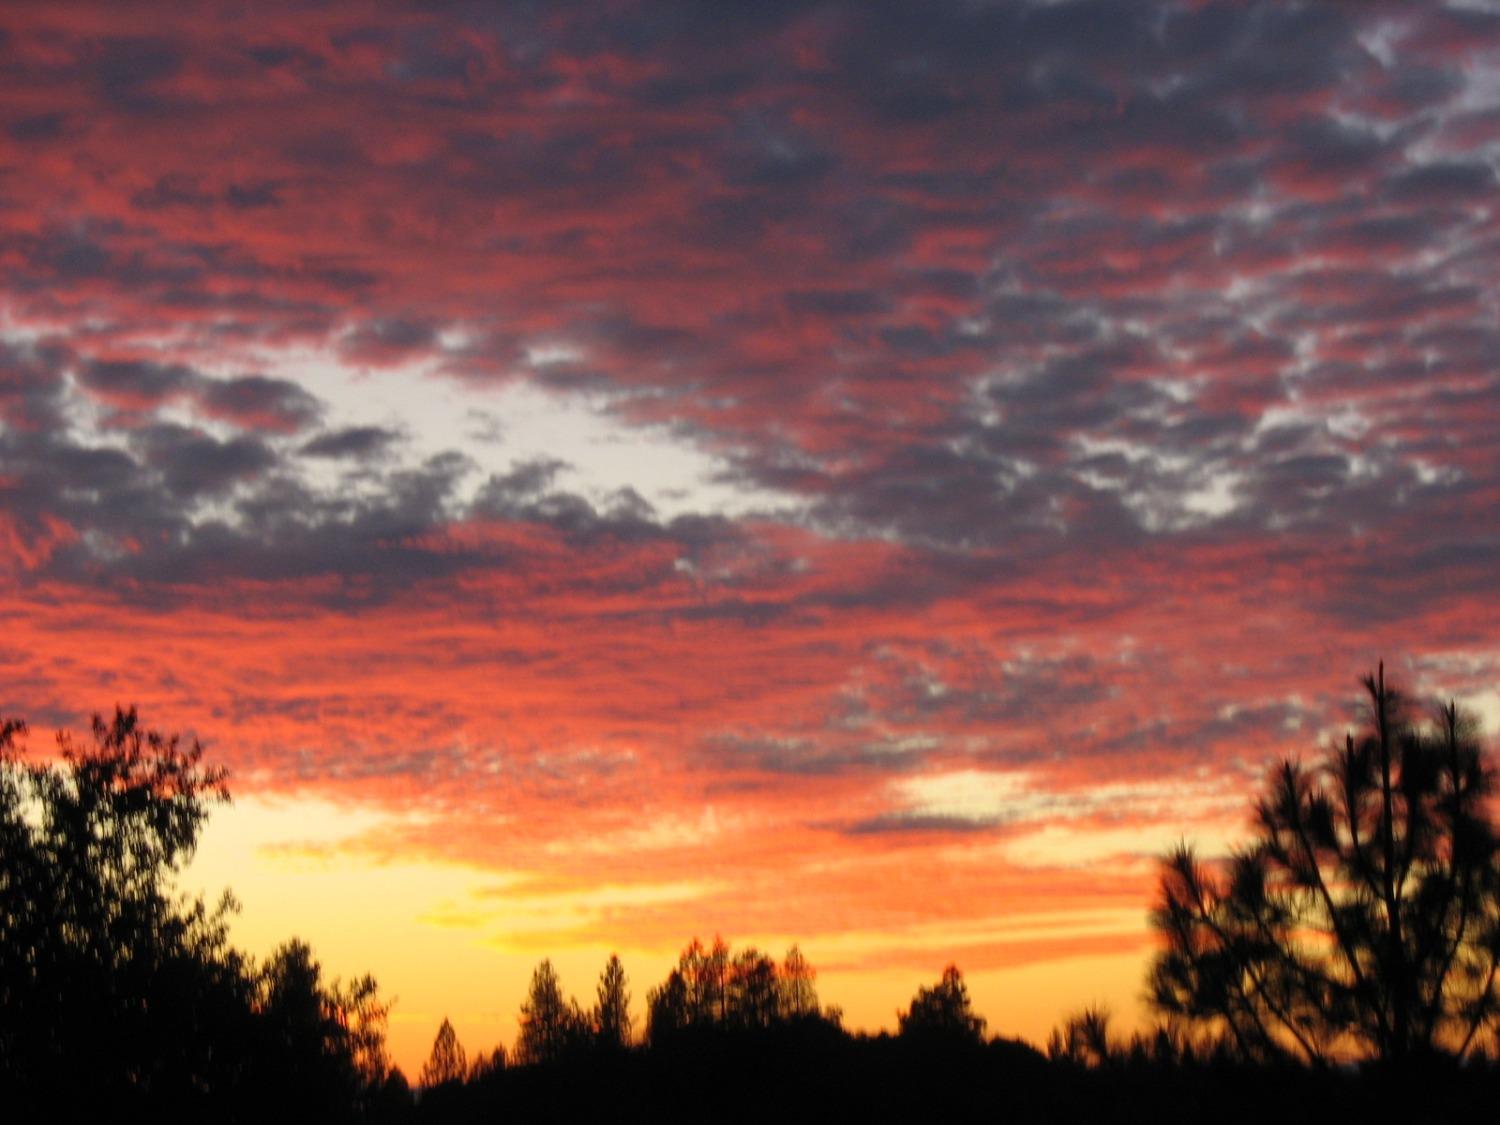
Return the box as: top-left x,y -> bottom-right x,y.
468,1044 -> 506,1082
898,965 -> 987,1044
1047,1005 -> 1115,1067
728,947 -> 780,1029
681,935 -> 731,1023
778,944 -> 819,1018
645,937 -> 841,1045
1150,665 -> 1500,1066
515,958 -> 588,1065
420,1017 -> 468,1087
646,966 -> 690,1044
594,953 -> 633,1049
0,707 -> 399,1116
0,708 -> 251,1109
646,936 -> 733,1039
254,938 -> 392,1114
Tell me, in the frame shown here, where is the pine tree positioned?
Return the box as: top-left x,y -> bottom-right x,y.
419,1017 -> 467,1087
1151,665 -> 1500,1065
594,953 -> 633,1049
515,959 -> 587,1065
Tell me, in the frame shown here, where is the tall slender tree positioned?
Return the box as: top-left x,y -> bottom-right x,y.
778,945 -> 819,1018
678,936 -> 731,1024
419,1017 -> 467,1087
594,953 -> 633,1049
515,959 -> 587,1065
1151,665 -> 1500,1065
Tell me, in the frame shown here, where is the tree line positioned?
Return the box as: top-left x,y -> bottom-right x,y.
418,938 -> 995,1079
3,665 -> 1499,1121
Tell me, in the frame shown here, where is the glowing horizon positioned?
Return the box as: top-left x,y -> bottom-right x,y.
170,790 -> 1194,1074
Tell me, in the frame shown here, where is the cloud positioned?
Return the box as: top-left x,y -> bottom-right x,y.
137,423 -> 278,498
79,358 -> 196,407
0,0 -> 1498,1024
197,374 -> 323,432
340,319 -> 441,366
76,358 -> 320,432
845,813 -> 1003,837
299,425 -> 402,460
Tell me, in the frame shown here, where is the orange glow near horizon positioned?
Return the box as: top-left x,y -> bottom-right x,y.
179,794 -> 1172,1076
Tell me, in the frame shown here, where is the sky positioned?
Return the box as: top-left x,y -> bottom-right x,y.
2,0 -> 1500,1076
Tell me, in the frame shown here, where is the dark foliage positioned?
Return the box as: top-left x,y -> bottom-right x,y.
0,707 -> 400,1122
404,1016 -> 1500,1125
645,937 -> 837,1045
514,958 -> 592,1065
898,964 -> 987,1045
420,1018 -> 467,1089
1151,665 -> 1500,1066
594,952 -> 633,1049
252,939 -> 396,1120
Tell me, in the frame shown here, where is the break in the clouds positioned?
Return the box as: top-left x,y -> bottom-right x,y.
2,0 -> 1499,991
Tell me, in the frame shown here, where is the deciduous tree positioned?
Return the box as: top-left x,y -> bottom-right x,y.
728,947 -> 779,1029
0,706 -> 397,1117
0,708 -> 249,1109
778,944 -> 819,1019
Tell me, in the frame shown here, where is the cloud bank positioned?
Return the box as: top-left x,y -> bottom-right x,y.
1,0 -> 1497,974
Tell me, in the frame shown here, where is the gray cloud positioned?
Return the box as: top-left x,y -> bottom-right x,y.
299,426 -> 402,460
0,0 -> 1494,639
842,813 -> 1002,837
197,374 -> 322,432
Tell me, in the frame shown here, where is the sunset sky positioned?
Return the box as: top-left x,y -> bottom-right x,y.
3,0 -> 1499,1076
